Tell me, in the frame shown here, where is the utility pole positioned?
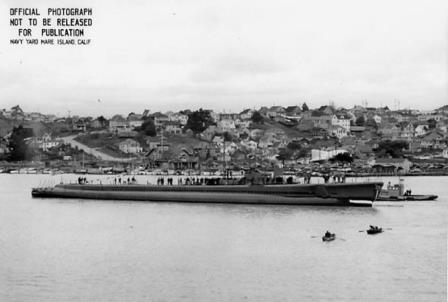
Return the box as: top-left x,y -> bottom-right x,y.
160,128 -> 164,161
222,138 -> 226,179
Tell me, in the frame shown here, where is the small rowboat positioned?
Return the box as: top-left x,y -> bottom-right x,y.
322,233 -> 336,241
366,226 -> 383,235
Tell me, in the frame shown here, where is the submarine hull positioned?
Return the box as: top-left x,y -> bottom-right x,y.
32,182 -> 382,207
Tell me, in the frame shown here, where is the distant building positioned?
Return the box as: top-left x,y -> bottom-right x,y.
39,133 -> 61,151
73,120 -> 87,132
399,122 -> 414,139
266,106 -> 286,118
169,113 -> 188,125
164,121 -> 182,134
284,106 -> 302,116
414,124 -> 429,137
109,115 -> 130,133
372,158 -> 412,174
379,124 -> 400,140
127,114 -> 143,129
151,112 -> 170,127
328,125 -> 349,139
217,119 -> 236,130
118,139 -> 142,154
239,109 -> 255,120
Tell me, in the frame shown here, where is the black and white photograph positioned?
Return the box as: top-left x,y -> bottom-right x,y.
1,0 -> 447,301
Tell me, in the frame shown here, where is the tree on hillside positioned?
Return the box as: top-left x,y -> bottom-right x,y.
355,116 -> 365,126
286,141 -> 302,150
365,118 -> 377,129
8,125 -> 34,161
223,131 -> 233,142
140,118 -> 157,136
97,116 -> 108,127
185,109 -> 214,134
302,102 -> 309,111
251,111 -> 264,124
330,152 -> 353,164
276,148 -> 293,163
427,118 -> 437,129
374,140 -> 408,158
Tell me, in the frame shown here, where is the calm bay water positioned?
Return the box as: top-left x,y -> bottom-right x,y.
0,174 -> 446,302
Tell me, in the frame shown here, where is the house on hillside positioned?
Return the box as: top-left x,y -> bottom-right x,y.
169,113 -> 188,125
311,127 -> 328,138
284,106 -> 302,117
29,112 -> 45,122
266,106 -> 285,118
333,114 -> 351,130
389,112 -> 404,123
399,122 -> 414,139
370,114 -> 382,124
420,131 -> 447,149
234,119 -> 251,130
169,148 -> 199,170
372,158 -> 412,174
328,125 -> 348,139
379,124 -> 400,140
309,112 -> 332,129
39,133 -> 62,151
164,121 -> 183,134
414,124 -> 429,137
73,119 -> 87,132
316,105 -> 334,115
109,115 -> 130,133
118,139 -> 143,154
239,109 -> 255,120
218,113 -> 239,121
212,136 -> 224,148
217,119 -> 236,131
151,112 -> 170,127
91,117 -> 108,129
200,126 -> 219,142
127,114 -> 143,129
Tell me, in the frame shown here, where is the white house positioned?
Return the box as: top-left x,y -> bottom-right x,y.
217,119 -> 236,130
165,122 -> 183,134
118,139 -> 143,154
414,124 -> 429,137
328,125 -> 349,139
372,114 -> 382,124
169,113 -> 188,125
333,115 -> 351,131
109,115 -> 130,132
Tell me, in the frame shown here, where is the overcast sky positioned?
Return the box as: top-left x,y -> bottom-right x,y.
1,0 -> 447,117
